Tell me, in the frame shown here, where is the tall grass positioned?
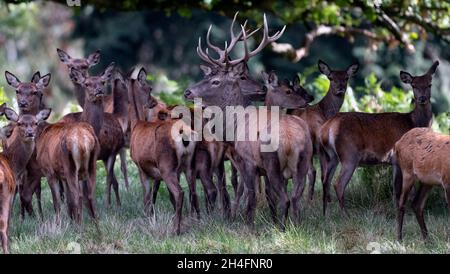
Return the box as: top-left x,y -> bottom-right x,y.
8,156 -> 450,254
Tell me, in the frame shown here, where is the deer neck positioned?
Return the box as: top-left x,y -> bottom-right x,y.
318,88 -> 345,119
112,80 -> 129,118
410,101 -> 433,127
4,135 -> 35,177
128,83 -> 141,131
81,98 -> 104,137
73,82 -> 86,108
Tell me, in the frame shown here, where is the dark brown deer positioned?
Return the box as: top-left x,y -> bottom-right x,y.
57,49 -> 130,191
61,63 -> 125,207
35,108 -> 100,225
4,71 -> 51,218
0,107 -> 47,253
319,61 -> 439,215
289,60 -> 359,201
393,127 -> 450,241
128,68 -> 196,234
185,14 -> 314,227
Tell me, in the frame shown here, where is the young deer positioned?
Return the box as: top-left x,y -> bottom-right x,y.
57,49 -> 130,191
35,109 -> 100,225
186,15 -> 314,227
289,60 -> 359,201
393,127 -> 450,241
129,68 -> 196,234
4,71 -> 51,218
0,107 -> 47,253
61,63 -> 125,207
319,61 -> 439,215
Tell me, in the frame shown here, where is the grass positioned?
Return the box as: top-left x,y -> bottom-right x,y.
8,156 -> 450,254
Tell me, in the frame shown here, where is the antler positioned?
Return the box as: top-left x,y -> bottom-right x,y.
197,12 -> 266,68
226,14 -> 286,66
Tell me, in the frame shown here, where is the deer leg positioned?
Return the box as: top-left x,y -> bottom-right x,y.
0,191 -> 12,254
137,167 -> 151,209
216,159 -> 231,219
86,156 -> 100,233
105,155 -> 121,207
240,164 -> 258,227
264,174 -> 278,223
411,184 -> 432,241
119,148 -> 130,189
231,163 -> 239,195
162,172 -> 184,235
231,173 -> 246,220
321,151 -> 338,216
24,176 -> 42,219
392,163 -> 403,206
396,173 -> 414,241
291,156 -> 309,224
35,182 -> 43,220
48,176 -> 62,224
198,168 -> 217,214
185,169 -> 200,219
333,159 -> 358,215
307,161 -> 316,202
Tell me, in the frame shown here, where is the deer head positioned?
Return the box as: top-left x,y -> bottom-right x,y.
262,72 -> 313,109
400,61 -> 439,105
3,107 -> 51,141
57,48 -> 101,77
318,60 -> 359,95
69,63 -> 115,103
185,13 -> 285,108
5,71 -> 51,114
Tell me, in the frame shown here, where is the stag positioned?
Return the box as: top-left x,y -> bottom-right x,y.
185,13 -> 315,227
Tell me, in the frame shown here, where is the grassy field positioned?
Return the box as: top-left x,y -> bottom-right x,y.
8,156 -> 450,254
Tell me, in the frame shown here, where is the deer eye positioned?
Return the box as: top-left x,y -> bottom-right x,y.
240,76 -> 247,80
286,89 -> 292,94
212,80 -> 220,86
15,90 -> 19,94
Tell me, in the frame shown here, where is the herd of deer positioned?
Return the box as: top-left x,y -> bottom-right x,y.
0,12 -> 445,253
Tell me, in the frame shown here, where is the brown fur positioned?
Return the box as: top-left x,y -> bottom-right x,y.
394,128 -> 450,240
0,156 -> 15,254
36,121 -> 100,224
319,61 -> 438,215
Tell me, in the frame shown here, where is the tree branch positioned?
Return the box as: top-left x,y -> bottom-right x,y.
270,25 -> 391,62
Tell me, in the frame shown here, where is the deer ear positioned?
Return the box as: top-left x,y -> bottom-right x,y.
5,71 -> 21,88
69,68 -> 85,84
0,103 -> 6,116
347,63 -> 359,77
293,75 -> 301,87
318,60 -> 331,77
36,108 -> 51,123
57,48 -> 71,64
36,73 -> 51,89
200,65 -> 213,76
268,71 -> 278,85
427,60 -> 439,75
4,108 -> 19,123
87,50 -> 101,67
400,71 -> 413,84
0,124 -> 14,139
101,63 -> 115,82
31,71 -> 41,83
137,68 -> 147,84
231,62 -> 246,77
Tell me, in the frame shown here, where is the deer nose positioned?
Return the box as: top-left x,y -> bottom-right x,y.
19,101 -> 28,108
184,89 -> 192,99
418,96 -> 428,104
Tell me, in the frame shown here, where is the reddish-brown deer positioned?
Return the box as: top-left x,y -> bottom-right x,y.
4,71 -> 51,218
57,49 -> 130,190
289,60 -> 359,201
61,63 -> 125,207
185,14 -> 314,228
129,68 -> 196,234
0,107 -> 47,253
393,127 -> 450,241
319,61 -> 439,215
35,108 -> 100,225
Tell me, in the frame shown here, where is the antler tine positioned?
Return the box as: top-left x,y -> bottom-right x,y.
206,25 -> 227,62
244,13 -> 286,60
226,24 -> 250,66
197,37 -> 220,67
